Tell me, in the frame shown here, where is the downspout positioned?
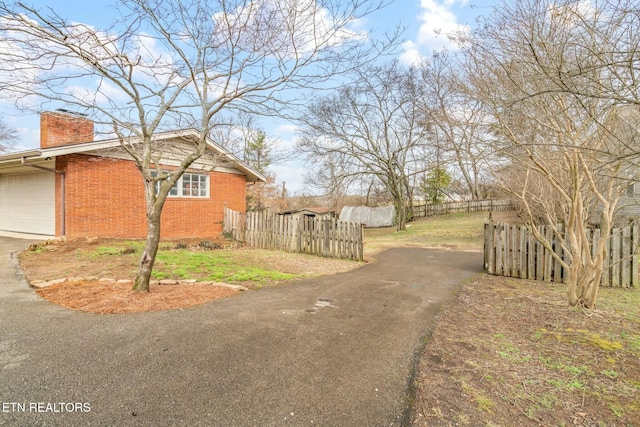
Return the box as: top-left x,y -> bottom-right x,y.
21,157 -> 65,236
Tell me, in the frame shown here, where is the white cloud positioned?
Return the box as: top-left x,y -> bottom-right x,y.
67,77 -> 131,106
399,40 -> 424,66
272,161 -> 306,194
130,32 -> 180,86
275,123 -> 298,135
10,126 -> 39,150
403,0 -> 470,59
547,0 -> 597,27
272,124 -> 301,152
212,0 -> 367,60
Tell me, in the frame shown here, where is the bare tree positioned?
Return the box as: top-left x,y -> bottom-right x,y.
210,112 -> 294,167
0,119 -> 15,152
418,51 -> 493,200
213,114 -> 294,211
0,0 -> 395,292
297,61 -> 431,230
302,152 -> 353,212
462,0 -> 640,308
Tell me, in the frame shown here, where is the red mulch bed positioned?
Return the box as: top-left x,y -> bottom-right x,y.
36,280 -> 239,314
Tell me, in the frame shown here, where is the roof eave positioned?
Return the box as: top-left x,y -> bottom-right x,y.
0,128 -> 267,183
0,149 -> 43,164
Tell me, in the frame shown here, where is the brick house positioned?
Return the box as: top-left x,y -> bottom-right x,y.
0,111 -> 264,239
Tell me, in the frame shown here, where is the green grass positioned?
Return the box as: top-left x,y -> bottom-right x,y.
152,250 -> 298,284
450,277 -> 639,424
461,381 -> 495,413
364,212 -> 487,254
84,241 -> 308,287
597,287 -> 640,322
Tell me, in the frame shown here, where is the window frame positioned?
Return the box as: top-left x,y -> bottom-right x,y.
627,182 -> 636,197
156,171 -> 210,199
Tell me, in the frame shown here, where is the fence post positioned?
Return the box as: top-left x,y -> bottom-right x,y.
510,224 -> 518,277
484,219 -> 494,273
495,222 -> 504,275
519,225 -> 526,279
359,224 -> 364,261
323,219 -> 330,257
223,206 -> 228,234
633,222 -> 639,288
527,227 -> 535,280
503,224 -> 511,277
612,228 -> 621,287
622,224 -> 631,288
553,224 -> 563,283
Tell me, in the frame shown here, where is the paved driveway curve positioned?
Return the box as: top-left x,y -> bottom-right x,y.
0,237 -> 481,426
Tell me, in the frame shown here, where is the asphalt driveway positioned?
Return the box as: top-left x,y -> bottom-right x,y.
0,237 -> 481,426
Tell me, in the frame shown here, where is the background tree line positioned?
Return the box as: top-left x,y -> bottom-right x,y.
296,0 -> 640,307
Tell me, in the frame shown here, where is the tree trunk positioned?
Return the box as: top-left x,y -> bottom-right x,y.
132,212 -> 162,292
579,277 -> 599,309
572,250 -> 604,309
404,177 -> 415,223
565,236 -> 605,309
395,198 -> 407,231
566,265 -> 579,307
582,267 -> 602,309
132,177 -> 167,293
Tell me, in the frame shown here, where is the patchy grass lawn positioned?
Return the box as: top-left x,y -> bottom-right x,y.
413,274 -> 640,426
363,212 -> 640,425
20,238 -> 362,288
365,212 -> 485,255
19,237 -> 364,314
365,211 -> 518,255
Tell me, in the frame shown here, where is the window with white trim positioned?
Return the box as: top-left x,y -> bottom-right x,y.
627,182 -> 636,197
157,172 -> 209,198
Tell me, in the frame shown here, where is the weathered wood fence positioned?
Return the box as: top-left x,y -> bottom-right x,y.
223,207 -> 364,261
484,220 -> 638,287
413,199 -> 513,218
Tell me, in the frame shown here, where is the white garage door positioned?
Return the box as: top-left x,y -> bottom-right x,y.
0,172 -> 55,235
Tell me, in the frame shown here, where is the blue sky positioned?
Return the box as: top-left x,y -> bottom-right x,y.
2,0 -> 497,194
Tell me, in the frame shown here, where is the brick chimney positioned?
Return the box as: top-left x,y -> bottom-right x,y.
40,111 -> 94,149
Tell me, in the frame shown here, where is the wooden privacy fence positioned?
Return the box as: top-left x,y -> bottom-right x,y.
413,199 -> 513,218
484,220 -> 638,287
223,207 -> 364,261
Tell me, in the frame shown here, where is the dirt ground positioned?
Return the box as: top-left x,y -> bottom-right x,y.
412,274 -> 640,426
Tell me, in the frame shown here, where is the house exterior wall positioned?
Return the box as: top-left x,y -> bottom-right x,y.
590,184 -> 640,227
55,154 -> 246,239
612,189 -> 640,226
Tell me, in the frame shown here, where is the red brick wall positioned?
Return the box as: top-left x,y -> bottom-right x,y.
41,112 -> 94,149
55,154 -> 247,239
